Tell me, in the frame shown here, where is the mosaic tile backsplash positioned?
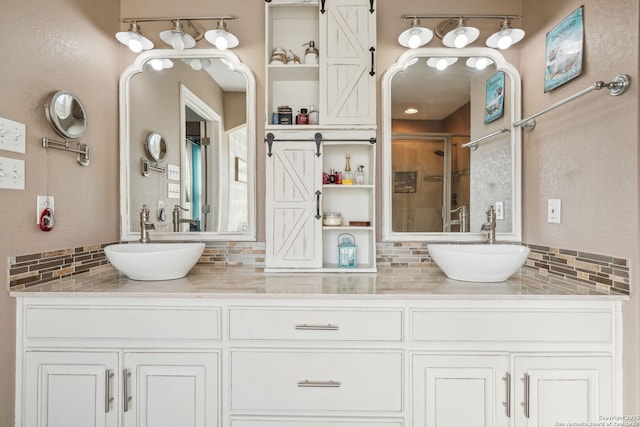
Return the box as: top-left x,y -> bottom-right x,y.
7,240 -> 629,295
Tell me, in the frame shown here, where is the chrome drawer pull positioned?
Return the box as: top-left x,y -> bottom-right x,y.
295,324 -> 339,331
502,372 -> 511,418
123,369 -> 132,412
297,379 -> 341,388
104,370 -> 115,413
521,373 -> 530,418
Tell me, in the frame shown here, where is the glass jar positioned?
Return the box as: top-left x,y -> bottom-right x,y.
355,165 -> 365,185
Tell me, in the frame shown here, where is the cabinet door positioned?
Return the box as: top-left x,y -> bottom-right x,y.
24,351 -> 118,427
412,354 -> 510,427
266,140 -> 323,268
320,0 -> 376,125
123,352 -> 219,427
513,355 -> 613,426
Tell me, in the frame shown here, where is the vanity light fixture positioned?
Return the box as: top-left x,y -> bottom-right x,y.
427,57 -> 458,71
148,58 -> 174,71
117,16 -> 239,52
466,57 -> 494,70
486,18 -> 525,49
182,58 -> 213,71
159,20 -> 196,50
398,18 -> 433,49
204,19 -> 240,50
398,14 -> 523,50
440,18 -> 479,48
116,22 -> 154,53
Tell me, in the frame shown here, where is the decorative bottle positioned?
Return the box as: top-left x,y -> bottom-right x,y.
355,165 -> 365,185
342,155 -> 353,184
308,105 -> 319,125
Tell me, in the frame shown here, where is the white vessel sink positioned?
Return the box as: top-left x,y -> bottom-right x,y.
427,244 -> 530,283
104,243 -> 205,281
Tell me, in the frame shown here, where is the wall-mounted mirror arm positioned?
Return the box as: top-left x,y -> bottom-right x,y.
42,137 -> 90,166
141,158 -> 166,177
461,127 -> 510,150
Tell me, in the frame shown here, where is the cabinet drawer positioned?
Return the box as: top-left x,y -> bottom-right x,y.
229,308 -> 402,341
231,350 -> 402,412
25,306 -> 220,341
411,309 -> 613,343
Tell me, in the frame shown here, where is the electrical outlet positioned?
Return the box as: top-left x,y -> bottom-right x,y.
495,201 -> 504,220
37,196 -> 54,224
548,199 -> 561,223
0,117 -> 26,154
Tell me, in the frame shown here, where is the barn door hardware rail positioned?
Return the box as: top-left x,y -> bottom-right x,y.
514,74 -> 630,132
264,132 -> 376,157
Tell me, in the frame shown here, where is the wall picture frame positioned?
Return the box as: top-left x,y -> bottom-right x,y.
484,71 -> 505,124
544,6 -> 584,92
394,171 -> 417,193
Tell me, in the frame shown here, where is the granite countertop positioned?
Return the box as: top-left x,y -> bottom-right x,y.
9,264 -> 628,300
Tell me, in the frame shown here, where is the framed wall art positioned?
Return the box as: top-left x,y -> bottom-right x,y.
544,6 -> 584,92
394,171 -> 417,193
484,71 -> 505,124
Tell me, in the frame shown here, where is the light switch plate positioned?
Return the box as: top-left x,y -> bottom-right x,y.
0,156 -> 25,190
548,199 -> 561,223
495,201 -> 504,220
167,164 -> 180,181
168,183 -> 180,199
0,117 -> 26,154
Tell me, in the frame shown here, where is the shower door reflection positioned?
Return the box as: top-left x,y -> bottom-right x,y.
391,133 -> 470,232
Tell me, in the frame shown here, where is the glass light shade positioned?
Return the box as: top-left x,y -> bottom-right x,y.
426,57 -> 458,70
465,57 -> 494,70
148,58 -> 174,71
204,29 -> 240,50
486,27 -> 525,49
404,108 -> 418,115
398,20 -> 433,49
159,29 -> 196,50
116,23 -> 154,53
205,20 -> 239,50
442,25 -> 480,48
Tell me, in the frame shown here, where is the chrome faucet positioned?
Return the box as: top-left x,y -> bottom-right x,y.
172,205 -> 198,232
481,205 -> 497,244
139,204 -> 155,243
444,205 -> 468,232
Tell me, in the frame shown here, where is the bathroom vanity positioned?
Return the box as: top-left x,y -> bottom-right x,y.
12,267 -> 624,427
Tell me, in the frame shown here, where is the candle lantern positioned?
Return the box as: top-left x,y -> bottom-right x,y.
338,233 -> 357,268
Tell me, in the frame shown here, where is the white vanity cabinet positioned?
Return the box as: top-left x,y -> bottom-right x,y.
14,294 -> 623,427
24,350 -> 119,427
512,355 -> 613,426
16,299 -> 221,427
265,129 -> 376,271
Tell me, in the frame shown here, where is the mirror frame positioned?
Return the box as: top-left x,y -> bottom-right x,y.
381,47 -> 522,242
119,49 -> 257,242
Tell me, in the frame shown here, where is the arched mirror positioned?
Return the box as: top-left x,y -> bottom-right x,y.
382,47 -> 522,242
45,91 -> 88,140
119,49 -> 256,241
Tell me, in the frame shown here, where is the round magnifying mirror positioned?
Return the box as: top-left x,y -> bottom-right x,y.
144,132 -> 167,163
44,91 -> 88,140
